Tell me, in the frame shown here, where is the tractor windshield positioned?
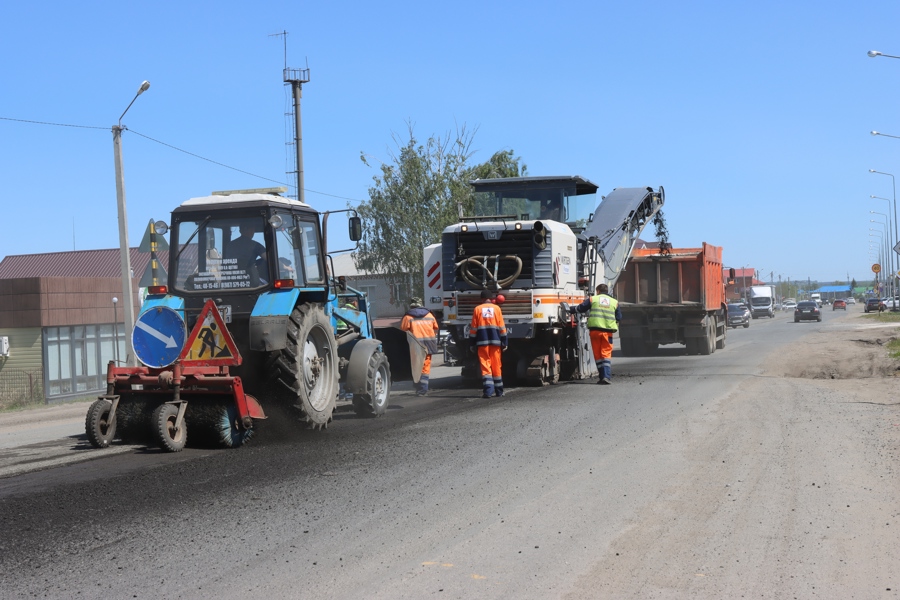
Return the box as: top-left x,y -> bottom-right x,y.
173,216 -> 270,291
472,183 -> 595,226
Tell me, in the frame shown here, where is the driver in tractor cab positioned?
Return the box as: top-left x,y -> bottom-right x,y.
224,222 -> 266,286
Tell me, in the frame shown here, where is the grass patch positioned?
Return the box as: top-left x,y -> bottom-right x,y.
0,394 -> 94,414
887,337 -> 900,359
861,311 -> 900,322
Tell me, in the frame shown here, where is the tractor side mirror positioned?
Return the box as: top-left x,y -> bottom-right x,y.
349,216 -> 362,242
337,275 -> 348,292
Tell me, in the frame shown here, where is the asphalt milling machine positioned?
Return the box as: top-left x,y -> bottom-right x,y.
85,188 -> 424,452
423,176 -> 665,386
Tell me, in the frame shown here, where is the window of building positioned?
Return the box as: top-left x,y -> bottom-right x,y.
44,324 -> 123,400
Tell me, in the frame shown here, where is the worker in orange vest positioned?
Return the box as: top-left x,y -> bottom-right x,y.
401,297 -> 440,396
469,289 -> 508,398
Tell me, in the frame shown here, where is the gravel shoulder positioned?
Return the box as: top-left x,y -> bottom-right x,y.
566,316 -> 900,598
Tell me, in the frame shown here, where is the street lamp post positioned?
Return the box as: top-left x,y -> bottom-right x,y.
871,211 -> 894,298
869,169 -> 897,295
113,80 -> 150,366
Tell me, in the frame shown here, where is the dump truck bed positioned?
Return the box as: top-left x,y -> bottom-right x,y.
614,243 -> 725,311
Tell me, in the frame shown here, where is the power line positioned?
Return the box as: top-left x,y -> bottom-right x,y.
0,116 -> 106,130
128,128 -> 366,204
0,115 -> 367,204
128,128 -> 289,186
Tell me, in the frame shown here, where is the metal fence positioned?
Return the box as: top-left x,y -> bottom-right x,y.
0,368 -> 45,410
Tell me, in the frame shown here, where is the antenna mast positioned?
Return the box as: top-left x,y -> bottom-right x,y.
271,31 -> 310,204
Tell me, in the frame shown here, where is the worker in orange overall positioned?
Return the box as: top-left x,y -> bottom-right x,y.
469,289 -> 508,398
401,297 -> 440,396
570,283 -> 621,385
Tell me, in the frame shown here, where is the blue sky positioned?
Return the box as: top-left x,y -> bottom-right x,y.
2,1 -> 900,284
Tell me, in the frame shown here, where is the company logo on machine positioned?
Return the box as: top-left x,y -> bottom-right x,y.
180,299 -> 241,365
133,306 -> 187,369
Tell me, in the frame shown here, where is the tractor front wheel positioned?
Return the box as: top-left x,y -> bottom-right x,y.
85,398 -> 116,448
352,351 -> 390,418
153,403 -> 187,452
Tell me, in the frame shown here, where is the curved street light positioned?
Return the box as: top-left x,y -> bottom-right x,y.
868,50 -> 900,59
113,80 -> 150,366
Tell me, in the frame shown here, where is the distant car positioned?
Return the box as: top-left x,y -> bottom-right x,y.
846,297 -> 856,305
727,303 -> 751,328
832,299 -> 847,310
794,300 -> 822,322
864,298 -> 884,313
884,297 -> 900,310
782,300 -> 797,311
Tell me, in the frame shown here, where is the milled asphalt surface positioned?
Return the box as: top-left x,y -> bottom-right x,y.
0,313 -> 896,599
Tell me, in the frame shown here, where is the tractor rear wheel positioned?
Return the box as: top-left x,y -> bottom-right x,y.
352,351 -> 390,418
271,303 -> 338,428
153,403 -> 187,452
85,398 -> 115,448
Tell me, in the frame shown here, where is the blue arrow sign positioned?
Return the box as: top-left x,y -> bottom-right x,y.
132,306 -> 186,368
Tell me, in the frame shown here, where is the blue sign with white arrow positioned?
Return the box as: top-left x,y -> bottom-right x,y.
132,306 -> 187,368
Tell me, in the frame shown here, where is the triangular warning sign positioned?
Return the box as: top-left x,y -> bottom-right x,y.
180,299 -> 242,366
138,257 -> 168,287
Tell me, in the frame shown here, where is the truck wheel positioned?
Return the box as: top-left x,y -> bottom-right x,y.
153,403 -> 187,452
85,398 -> 116,448
271,303 -> 338,429
699,321 -> 714,355
715,320 -> 726,350
352,351 -> 390,418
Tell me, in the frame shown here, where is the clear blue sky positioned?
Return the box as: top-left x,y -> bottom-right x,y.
3,1 -> 900,284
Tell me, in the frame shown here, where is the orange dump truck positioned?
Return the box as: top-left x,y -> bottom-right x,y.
613,243 -> 727,356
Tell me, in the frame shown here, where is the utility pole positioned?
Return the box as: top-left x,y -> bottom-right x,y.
271,31 -> 310,203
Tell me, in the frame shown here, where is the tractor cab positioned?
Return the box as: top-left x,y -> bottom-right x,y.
169,189 -> 327,319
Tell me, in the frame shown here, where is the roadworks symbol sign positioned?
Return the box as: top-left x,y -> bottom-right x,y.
180,299 -> 241,365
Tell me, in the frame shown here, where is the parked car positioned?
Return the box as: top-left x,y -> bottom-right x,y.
883,297 -> 900,310
864,298 -> 885,313
727,303 -> 751,328
782,300 -> 797,311
794,300 -> 822,322
832,299 -> 847,310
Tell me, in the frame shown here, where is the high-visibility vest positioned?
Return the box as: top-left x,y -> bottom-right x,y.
469,302 -> 508,347
401,310 -> 440,354
587,294 -> 618,331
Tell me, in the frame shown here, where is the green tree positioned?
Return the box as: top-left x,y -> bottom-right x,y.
355,124 -> 525,304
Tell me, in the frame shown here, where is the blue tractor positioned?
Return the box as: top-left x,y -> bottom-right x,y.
85,188 -> 407,451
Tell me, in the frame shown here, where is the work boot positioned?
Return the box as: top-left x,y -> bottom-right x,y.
600,378 -> 611,385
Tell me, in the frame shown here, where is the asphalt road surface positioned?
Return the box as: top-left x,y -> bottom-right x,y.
0,308 -> 897,599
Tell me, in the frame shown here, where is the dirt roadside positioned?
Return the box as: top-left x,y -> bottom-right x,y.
762,316 -> 900,380
568,314 -> 900,598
